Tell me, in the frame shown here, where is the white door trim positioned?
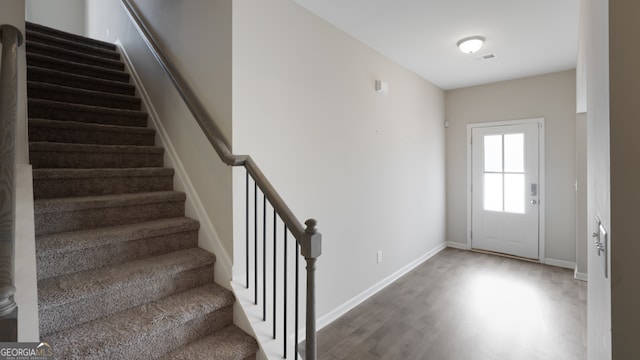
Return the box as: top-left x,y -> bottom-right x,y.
466,118 -> 546,262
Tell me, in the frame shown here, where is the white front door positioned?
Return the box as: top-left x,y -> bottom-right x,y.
471,121 -> 540,259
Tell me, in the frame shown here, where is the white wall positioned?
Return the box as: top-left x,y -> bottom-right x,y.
446,70 -> 577,264
232,0 -> 446,320
576,0 -> 588,114
85,0 -> 235,283
25,0 -> 85,36
117,0 -> 233,145
609,0 -> 640,358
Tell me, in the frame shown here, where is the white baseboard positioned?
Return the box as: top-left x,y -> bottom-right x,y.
574,266 -> 588,282
316,242 -> 447,332
116,41 -> 233,286
446,241 -> 469,250
544,258 -> 575,270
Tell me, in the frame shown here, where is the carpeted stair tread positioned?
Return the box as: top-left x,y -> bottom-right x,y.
26,41 -> 123,70
33,191 -> 186,235
28,66 -> 136,95
29,119 -> 155,146
32,167 -> 172,199
38,247 -> 215,308
30,143 -> 164,169
26,30 -> 120,60
26,21 -> 116,51
30,142 -> 162,155
37,217 -> 198,255
29,141 -> 162,166
28,81 -> 141,110
28,98 -> 147,127
38,248 -> 217,335
36,217 -> 199,280
34,191 -> 184,214
44,283 -> 234,360
33,167 -> 172,181
27,52 -> 130,82
159,325 -> 259,360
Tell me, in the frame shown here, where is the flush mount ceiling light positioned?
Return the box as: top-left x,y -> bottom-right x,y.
457,36 -> 485,54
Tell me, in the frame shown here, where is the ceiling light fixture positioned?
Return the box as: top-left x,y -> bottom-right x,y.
457,36 -> 485,54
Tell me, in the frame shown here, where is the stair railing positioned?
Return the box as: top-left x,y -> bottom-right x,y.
0,24 -> 24,342
120,1 -> 322,359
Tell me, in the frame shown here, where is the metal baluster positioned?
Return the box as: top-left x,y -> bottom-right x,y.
273,210 -> 277,339
283,225 -> 288,358
263,195 -> 266,321
245,171 -> 249,289
254,182 -> 258,305
295,242 -> 300,359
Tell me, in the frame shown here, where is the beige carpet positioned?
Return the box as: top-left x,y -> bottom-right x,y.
27,21 -> 257,359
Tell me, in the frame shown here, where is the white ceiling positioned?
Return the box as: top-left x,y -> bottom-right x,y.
294,0 -> 580,90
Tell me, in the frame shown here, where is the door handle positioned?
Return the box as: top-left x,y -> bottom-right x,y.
530,200 -> 537,205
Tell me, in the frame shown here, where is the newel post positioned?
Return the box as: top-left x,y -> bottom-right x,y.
301,219 -> 321,360
0,24 -> 23,342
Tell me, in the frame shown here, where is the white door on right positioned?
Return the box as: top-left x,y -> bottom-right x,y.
471,122 -> 540,259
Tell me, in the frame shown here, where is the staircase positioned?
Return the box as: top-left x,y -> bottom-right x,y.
26,22 -> 258,359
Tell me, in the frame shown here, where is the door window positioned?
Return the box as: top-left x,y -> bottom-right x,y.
483,133 -> 525,214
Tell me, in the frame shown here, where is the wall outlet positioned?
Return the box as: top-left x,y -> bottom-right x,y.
377,250 -> 383,264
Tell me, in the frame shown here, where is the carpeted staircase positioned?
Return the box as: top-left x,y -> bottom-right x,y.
26,21 -> 258,359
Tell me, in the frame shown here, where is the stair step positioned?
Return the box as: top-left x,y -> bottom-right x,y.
36,217 -> 199,279
33,167 -> 173,199
159,325 -> 259,360
27,53 -> 130,83
29,119 -> 155,147
26,29 -> 121,60
27,21 -> 257,359
26,21 -> 116,51
26,40 -> 123,70
43,283 -> 234,359
34,191 -> 185,235
28,66 -> 136,96
30,142 -> 163,169
28,81 -> 141,110
28,98 -> 147,127
38,248 -> 217,335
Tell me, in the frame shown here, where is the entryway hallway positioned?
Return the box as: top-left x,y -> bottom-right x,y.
316,248 -> 586,360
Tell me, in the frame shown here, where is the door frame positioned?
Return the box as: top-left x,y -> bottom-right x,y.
466,118 -> 546,262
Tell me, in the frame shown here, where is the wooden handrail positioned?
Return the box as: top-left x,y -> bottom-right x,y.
119,1 -> 321,358
0,24 -> 23,342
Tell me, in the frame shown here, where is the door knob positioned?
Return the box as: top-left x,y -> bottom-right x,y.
530,200 -> 537,205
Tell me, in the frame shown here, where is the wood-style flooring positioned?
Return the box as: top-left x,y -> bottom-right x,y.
316,248 -> 587,360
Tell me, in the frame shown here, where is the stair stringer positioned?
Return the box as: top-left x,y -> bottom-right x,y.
230,281 -> 279,360
116,41 -> 233,288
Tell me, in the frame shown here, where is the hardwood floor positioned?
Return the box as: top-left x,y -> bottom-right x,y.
316,248 -> 587,360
